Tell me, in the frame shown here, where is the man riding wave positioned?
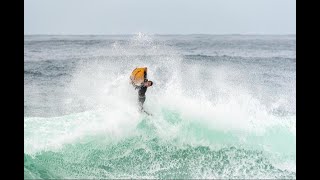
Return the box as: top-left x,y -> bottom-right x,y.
130,67 -> 153,113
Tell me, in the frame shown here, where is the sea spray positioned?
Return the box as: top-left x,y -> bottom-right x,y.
24,34 -> 296,179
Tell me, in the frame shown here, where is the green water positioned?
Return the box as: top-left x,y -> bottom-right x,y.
24,108 -> 295,179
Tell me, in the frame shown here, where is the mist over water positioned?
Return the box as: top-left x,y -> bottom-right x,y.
24,33 -> 296,179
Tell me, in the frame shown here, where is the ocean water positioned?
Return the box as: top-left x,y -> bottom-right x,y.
24,33 -> 296,179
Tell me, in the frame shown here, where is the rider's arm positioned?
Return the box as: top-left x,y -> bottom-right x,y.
133,82 -> 144,90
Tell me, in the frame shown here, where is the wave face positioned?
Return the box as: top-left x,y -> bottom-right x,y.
24,34 -> 296,179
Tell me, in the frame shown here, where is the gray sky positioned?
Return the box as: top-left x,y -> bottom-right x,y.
24,0 -> 296,35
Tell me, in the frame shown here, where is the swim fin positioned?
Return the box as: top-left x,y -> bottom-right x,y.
143,110 -> 152,116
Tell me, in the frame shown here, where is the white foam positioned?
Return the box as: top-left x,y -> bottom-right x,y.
25,33 -> 295,158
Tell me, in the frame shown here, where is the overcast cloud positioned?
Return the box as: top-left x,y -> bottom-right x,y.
24,0 -> 296,35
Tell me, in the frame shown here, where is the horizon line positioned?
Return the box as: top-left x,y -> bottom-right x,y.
24,33 -> 296,36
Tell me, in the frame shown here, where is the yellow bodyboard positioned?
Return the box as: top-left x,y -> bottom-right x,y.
130,67 -> 147,85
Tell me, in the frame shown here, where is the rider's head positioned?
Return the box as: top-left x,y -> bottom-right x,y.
144,80 -> 153,87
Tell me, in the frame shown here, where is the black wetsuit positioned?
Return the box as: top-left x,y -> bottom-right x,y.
137,85 -> 147,110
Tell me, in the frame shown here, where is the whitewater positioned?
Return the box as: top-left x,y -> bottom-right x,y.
24,33 -> 296,179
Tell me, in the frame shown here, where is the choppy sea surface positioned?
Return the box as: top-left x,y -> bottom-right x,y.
24,34 -> 296,179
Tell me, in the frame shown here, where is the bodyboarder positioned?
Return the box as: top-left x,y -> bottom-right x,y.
130,67 -> 153,114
